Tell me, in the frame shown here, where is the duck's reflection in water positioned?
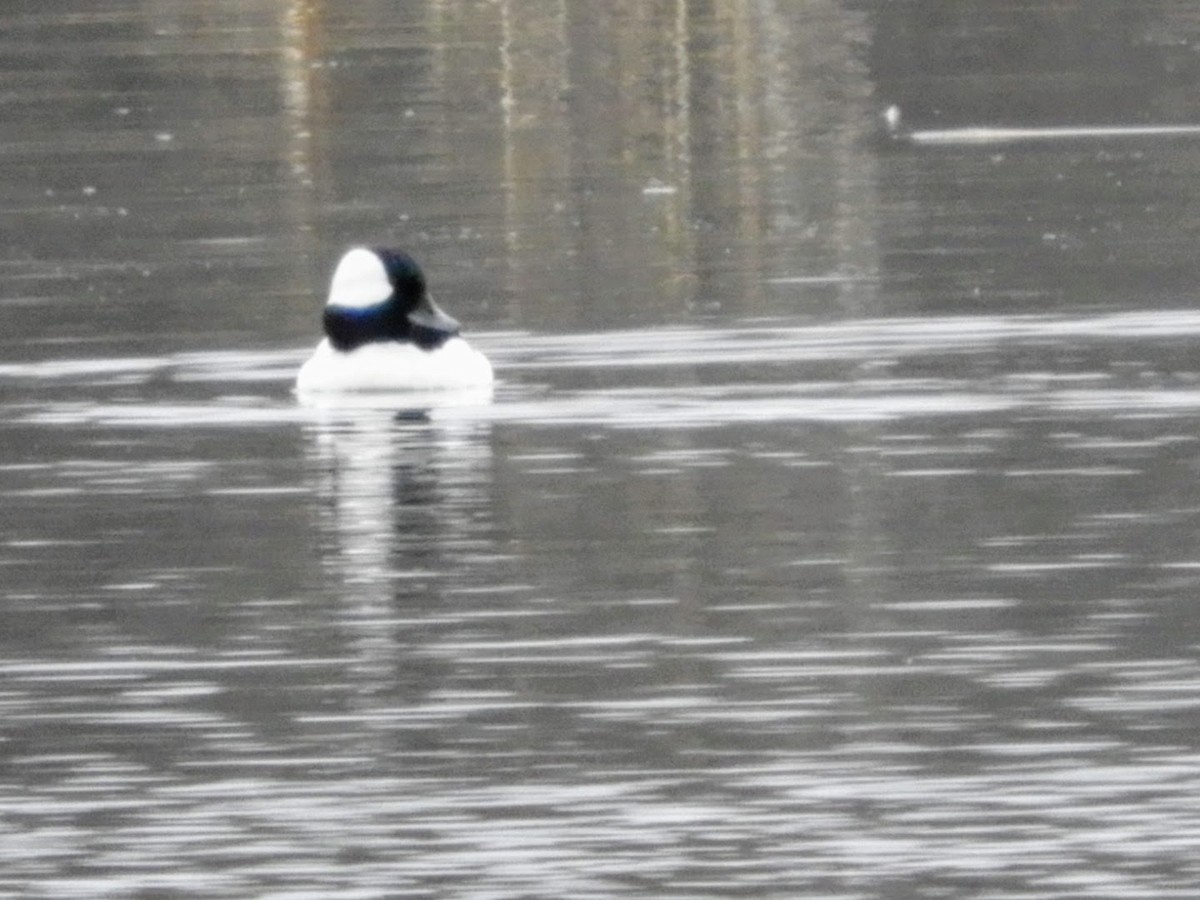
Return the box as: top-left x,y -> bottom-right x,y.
300,389 -> 495,760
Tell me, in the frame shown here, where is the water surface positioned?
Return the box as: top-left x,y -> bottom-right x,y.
5,2 -> 1200,897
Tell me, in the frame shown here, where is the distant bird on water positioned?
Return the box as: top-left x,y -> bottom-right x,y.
296,247 -> 493,393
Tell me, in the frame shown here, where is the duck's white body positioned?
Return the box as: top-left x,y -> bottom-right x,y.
294,247 -> 493,394
296,335 -> 493,393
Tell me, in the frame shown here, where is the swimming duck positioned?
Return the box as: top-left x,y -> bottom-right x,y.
296,247 -> 493,392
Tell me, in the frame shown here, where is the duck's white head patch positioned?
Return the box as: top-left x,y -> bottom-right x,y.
327,247 -> 391,309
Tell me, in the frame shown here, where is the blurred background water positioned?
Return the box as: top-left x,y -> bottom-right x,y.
5,1 -> 1200,896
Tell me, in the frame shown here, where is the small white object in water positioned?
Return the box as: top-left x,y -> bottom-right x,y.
642,178 -> 678,196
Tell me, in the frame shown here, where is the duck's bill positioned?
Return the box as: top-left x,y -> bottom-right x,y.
407,295 -> 461,337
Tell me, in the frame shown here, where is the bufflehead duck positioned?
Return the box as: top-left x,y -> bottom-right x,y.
296,247 -> 493,392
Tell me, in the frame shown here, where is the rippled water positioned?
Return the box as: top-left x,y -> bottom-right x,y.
6,1 -> 1200,897
8,315 -> 1200,897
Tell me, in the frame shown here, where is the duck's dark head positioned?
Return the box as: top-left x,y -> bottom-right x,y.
322,247 -> 461,351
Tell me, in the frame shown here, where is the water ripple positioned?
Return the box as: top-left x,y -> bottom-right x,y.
5,312 -> 1200,430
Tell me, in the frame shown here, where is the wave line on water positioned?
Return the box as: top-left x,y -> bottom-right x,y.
905,123 -> 1200,146
5,310 -> 1200,386
7,310 -> 1200,429
0,657 -> 354,678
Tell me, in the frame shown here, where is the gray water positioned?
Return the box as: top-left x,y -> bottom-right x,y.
5,2 -> 1200,897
